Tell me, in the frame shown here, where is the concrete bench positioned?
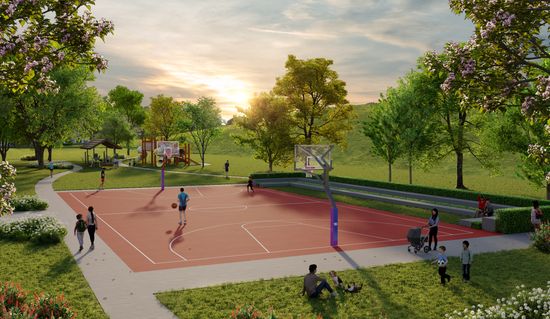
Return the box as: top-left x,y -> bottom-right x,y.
458,217 -> 482,228
482,216 -> 497,232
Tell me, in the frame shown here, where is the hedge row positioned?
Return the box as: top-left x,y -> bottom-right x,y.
328,176 -> 549,207
0,216 -> 67,244
251,172 -> 306,179
495,206 -> 550,234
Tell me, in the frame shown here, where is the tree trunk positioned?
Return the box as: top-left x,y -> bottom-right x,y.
546,183 -> 550,200
0,139 -> 9,161
408,155 -> 413,185
268,160 -> 273,172
47,146 -> 52,162
388,162 -> 392,182
0,151 -> 5,161
33,141 -> 45,168
456,151 -> 466,189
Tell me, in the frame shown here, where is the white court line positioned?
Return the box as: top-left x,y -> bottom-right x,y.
168,238 -> 188,261
68,193 -> 158,264
241,224 -> 270,253
294,221 -> 394,240
195,187 -> 205,197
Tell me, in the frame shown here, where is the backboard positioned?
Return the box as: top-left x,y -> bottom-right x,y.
294,144 -> 333,172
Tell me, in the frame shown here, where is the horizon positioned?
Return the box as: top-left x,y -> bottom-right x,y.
91,0 -> 474,119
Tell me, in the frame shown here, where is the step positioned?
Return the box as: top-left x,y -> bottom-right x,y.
482,216 -> 497,232
458,217 -> 482,227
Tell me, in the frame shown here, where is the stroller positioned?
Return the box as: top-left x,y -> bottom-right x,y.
407,227 -> 430,254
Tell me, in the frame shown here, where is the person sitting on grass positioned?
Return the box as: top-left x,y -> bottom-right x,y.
329,270 -> 344,288
301,264 -> 337,298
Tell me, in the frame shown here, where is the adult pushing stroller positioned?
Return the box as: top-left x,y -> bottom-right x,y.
407,227 -> 430,254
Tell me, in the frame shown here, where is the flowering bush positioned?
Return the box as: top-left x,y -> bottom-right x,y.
445,282 -> 550,319
230,305 -> 276,319
10,196 -> 48,212
0,282 -> 76,319
0,161 -> 17,217
531,223 -> 550,253
0,216 -> 67,244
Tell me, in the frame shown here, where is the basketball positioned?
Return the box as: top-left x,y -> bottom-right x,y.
437,259 -> 447,267
171,203 -> 177,209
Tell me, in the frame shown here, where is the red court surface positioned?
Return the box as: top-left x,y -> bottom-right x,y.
58,185 -> 498,272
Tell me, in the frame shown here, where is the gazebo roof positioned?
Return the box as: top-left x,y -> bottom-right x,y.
80,139 -> 122,150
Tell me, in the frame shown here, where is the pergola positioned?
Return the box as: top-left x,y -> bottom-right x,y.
81,139 -> 122,166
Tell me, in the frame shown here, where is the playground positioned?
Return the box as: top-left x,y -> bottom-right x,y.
57,185 -> 495,272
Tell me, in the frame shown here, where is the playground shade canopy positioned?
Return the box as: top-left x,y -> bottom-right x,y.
80,139 -> 122,150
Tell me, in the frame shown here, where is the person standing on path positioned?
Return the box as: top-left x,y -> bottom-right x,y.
426,208 -> 439,251
531,200 -> 543,232
87,206 -> 98,249
99,168 -> 105,190
178,187 -> 190,226
48,161 -> 54,178
74,214 -> 87,252
224,160 -> 229,179
460,240 -> 473,283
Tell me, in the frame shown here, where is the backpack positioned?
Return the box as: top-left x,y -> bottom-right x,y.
76,220 -> 86,232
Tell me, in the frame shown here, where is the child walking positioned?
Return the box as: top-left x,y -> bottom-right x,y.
432,245 -> 451,285
460,240 -> 473,282
247,176 -> 254,193
74,214 -> 87,252
99,168 -> 105,190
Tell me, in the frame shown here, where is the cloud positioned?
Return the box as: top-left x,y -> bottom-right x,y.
90,0 -> 474,118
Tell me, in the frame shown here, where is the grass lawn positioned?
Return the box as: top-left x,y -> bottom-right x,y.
273,186 -> 463,225
53,166 -> 243,191
156,248 -> 550,319
0,240 -> 107,319
11,164 -> 68,196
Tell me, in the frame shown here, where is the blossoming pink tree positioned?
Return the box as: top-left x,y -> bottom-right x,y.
0,161 -> 16,216
426,0 -> 550,195
0,0 -> 114,93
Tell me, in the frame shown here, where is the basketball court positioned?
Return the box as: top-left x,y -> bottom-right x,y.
57,185 -> 497,272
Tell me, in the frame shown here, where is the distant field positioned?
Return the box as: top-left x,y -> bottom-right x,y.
5,105 -> 544,198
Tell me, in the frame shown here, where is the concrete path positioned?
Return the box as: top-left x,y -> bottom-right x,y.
33,166 -> 532,319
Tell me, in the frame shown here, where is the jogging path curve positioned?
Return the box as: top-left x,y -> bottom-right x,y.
34,166 -> 532,319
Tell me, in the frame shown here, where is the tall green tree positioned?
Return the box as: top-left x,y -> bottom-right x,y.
0,92 -> 17,161
422,49 -> 497,189
0,0 -> 114,93
99,110 -> 134,152
144,95 -> 182,141
273,55 -> 354,145
234,92 -> 295,172
13,67 -> 104,167
363,101 -> 405,182
107,85 -> 145,154
180,97 -> 222,168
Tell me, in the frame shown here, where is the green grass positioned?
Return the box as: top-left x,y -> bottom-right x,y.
9,164 -> 67,196
53,166 -> 242,191
0,240 -> 107,319
273,186 -> 463,225
156,248 -> 550,319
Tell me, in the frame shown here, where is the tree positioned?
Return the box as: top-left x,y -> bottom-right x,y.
273,55 -> 354,145
180,97 -> 222,168
386,72 -> 440,184
12,67 -> 104,167
107,85 -> 145,154
0,92 -> 17,161
144,95 -> 182,141
422,48 -> 497,189
439,1 -> 550,195
234,92 -> 295,172
0,0 -> 114,93
363,101 -> 405,182
99,110 -> 133,151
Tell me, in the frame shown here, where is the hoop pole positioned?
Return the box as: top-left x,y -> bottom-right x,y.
161,157 -> 166,191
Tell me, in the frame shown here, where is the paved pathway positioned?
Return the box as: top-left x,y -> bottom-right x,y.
33,166 -> 532,319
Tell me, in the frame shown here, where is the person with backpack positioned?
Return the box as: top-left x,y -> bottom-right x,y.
74,214 -> 87,252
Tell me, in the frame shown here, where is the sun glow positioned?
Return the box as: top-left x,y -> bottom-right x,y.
149,64 -> 252,111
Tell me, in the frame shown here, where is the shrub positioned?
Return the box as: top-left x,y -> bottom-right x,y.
0,216 -> 67,244
531,223 -> 550,253
496,206 -> 550,234
10,196 -> 48,212
445,282 -> 550,319
0,282 -> 76,319
19,155 -> 36,161
251,172 -> 306,179
470,221 -> 482,230
26,163 -> 74,169
229,305 -> 276,319
329,176 -> 550,207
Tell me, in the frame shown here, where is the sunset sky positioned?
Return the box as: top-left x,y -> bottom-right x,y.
91,0 -> 474,118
